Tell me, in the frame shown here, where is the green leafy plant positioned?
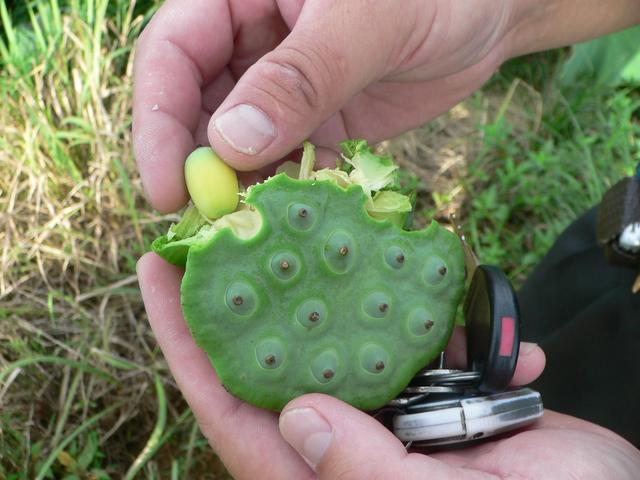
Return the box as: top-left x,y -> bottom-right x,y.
560,25 -> 640,86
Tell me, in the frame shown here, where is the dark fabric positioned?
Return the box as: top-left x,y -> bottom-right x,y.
518,207 -> 640,446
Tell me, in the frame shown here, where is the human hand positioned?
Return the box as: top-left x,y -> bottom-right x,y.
133,0 -> 640,214
132,0 -> 535,214
137,253 -> 639,480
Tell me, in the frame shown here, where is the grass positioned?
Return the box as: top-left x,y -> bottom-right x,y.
0,1 -> 638,478
389,56 -> 639,285
0,0 -> 229,478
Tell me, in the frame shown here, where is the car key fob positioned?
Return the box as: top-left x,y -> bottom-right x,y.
464,265 -> 520,393
387,265 -> 542,447
393,388 -> 543,446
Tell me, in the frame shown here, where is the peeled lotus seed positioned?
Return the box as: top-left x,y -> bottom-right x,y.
185,147 -> 239,219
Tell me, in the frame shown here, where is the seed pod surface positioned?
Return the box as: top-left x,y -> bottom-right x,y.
181,174 -> 465,411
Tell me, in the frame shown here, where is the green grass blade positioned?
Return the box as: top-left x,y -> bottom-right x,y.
90,348 -> 142,372
113,157 -> 145,251
0,356 -> 112,384
183,417 -> 200,479
123,375 -> 167,480
0,0 -> 15,64
50,0 -> 62,33
0,0 -> 16,50
171,460 -> 179,480
87,0 -> 95,25
51,368 -> 83,448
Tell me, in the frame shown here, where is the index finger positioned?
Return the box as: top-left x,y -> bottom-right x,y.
132,0 -> 233,213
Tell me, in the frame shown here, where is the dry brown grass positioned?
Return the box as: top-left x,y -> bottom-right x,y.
386,81 -> 543,228
0,2 -> 228,477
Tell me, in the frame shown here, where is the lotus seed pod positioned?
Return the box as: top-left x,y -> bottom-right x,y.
185,147 -> 239,219
181,174 -> 465,411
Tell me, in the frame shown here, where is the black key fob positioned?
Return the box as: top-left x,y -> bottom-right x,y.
596,171 -> 640,269
463,265 -> 520,393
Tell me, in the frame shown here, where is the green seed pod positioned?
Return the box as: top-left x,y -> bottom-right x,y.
180,174 -> 466,411
185,147 -> 239,219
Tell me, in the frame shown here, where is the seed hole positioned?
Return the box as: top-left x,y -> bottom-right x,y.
363,292 -> 391,318
423,257 -> 449,285
311,349 -> 340,384
407,307 -> 435,337
226,282 -> 258,315
270,252 -> 301,281
323,231 -> 356,273
288,203 -> 316,231
360,344 -> 389,375
385,246 -> 406,269
256,338 -> 285,370
296,299 -> 327,328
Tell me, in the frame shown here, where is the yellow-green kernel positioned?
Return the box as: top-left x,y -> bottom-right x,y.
185,147 -> 239,219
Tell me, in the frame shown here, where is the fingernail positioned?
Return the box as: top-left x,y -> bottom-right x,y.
279,407 -> 332,469
520,342 -> 538,356
213,104 -> 275,155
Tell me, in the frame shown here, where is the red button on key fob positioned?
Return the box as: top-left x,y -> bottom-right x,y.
463,265 -> 520,393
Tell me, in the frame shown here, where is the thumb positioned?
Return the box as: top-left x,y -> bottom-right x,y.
208,0 -> 419,170
278,394 -> 466,480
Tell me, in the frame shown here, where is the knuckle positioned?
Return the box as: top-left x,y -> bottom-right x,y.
256,59 -> 320,117
256,40 -> 346,116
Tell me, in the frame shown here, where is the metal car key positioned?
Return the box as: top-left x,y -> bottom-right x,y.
393,388 -> 543,446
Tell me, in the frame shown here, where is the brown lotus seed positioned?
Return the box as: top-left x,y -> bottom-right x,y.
232,296 -> 244,306
424,320 -> 434,331
339,246 -> 349,256
375,361 -> 385,372
379,303 -> 389,313
280,260 -> 290,270
298,208 -> 307,218
396,254 -> 405,264
438,266 -> 448,276
323,369 -> 334,379
265,354 -> 276,366
308,311 -> 320,322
